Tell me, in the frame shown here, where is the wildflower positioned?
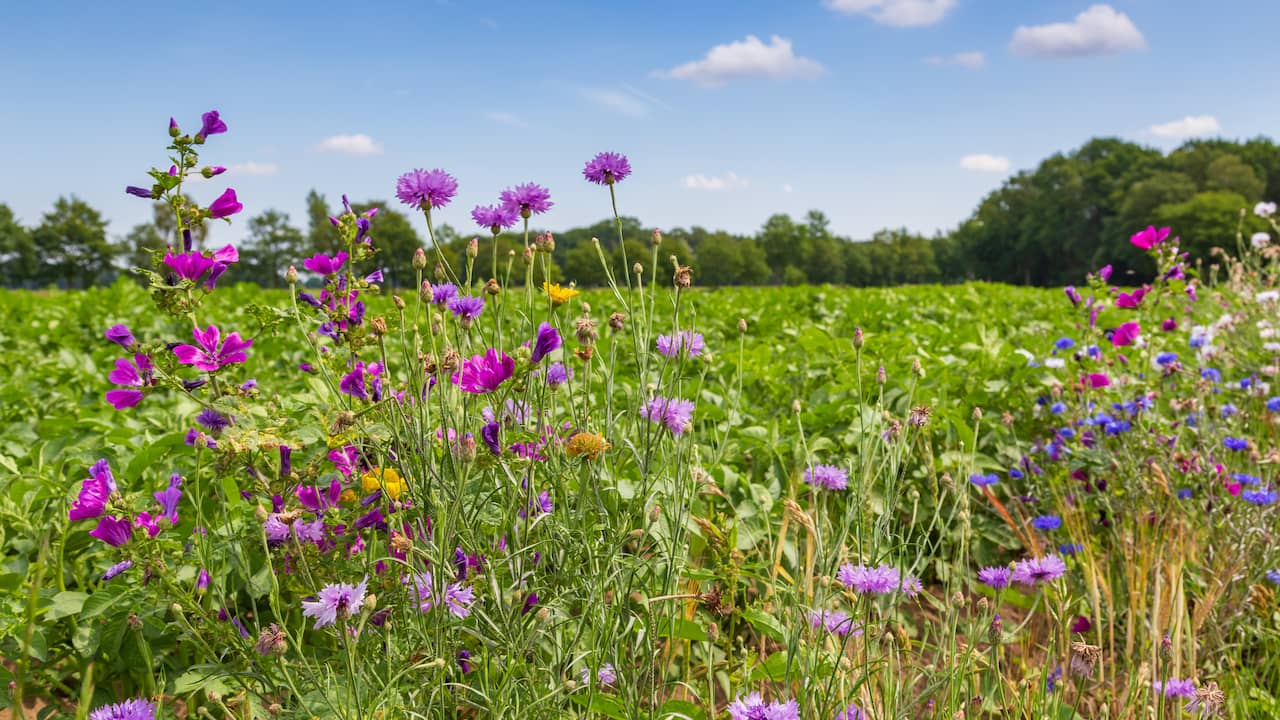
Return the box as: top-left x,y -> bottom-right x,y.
447,295 -> 485,323
303,251 -> 348,276
1054,337 -> 1075,351
263,515 -> 289,544
1154,679 -> 1197,699
104,325 -> 135,350
1115,287 -> 1148,308
102,560 -> 133,581
329,445 -> 360,476
1157,352 -> 1178,366
154,474 -> 182,524
125,186 -> 155,199
1242,488 -> 1277,505
977,566 -> 1011,590
1185,681 -> 1225,717
1110,321 -> 1141,347
89,698 -> 157,720
301,579 -> 368,629
836,704 -> 867,720
70,460 -> 116,522
361,467 -> 407,501
1257,290 -> 1279,303
297,479 -> 342,512
805,464 -> 848,491
455,349 -> 515,394
254,623 -> 288,656
1266,569 -> 1280,583
543,281 -> 579,306
969,472 -> 998,487
1012,554 -> 1067,586
1068,641 -> 1102,678
1046,665 -> 1064,692
566,432 -> 611,460
1257,201 -> 1278,217
1065,286 -> 1082,305
340,360 -> 384,401
396,168 -> 458,210
1059,543 -> 1084,556
1130,226 -> 1171,250
545,362 -> 572,388
292,518 -> 326,544
641,396 -> 695,434
499,182 -> 553,218
727,693 -> 799,720
530,322 -> 561,363
1071,615 -> 1092,633
1223,437 -> 1248,451
471,204 -> 519,233
89,516 -> 132,547
837,563 -> 919,596
208,188 -> 243,219
196,109 -> 227,139
1252,232 -> 1271,249
173,325 -> 252,373
656,330 -> 705,358
809,609 -> 860,637
1267,397 -> 1280,412
582,151 -> 632,185
521,592 -> 539,614
1032,514 -> 1062,531
430,282 -> 458,306
1086,373 -> 1110,389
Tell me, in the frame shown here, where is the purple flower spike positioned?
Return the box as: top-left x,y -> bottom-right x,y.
530,322 -> 561,363
208,188 -> 243,219
583,152 -> 632,186
199,110 -> 228,139
89,516 -> 132,547
455,349 -> 514,394
396,168 -> 458,210
173,325 -> 252,372
304,252 -> 348,276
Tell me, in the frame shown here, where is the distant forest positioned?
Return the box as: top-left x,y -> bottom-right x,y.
1,136 -> 1276,290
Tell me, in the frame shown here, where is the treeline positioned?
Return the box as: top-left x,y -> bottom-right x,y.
1,137 -> 1276,290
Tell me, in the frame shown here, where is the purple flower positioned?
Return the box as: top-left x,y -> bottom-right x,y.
125,186 -> 154,199
447,295 -> 485,321
1242,488 -> 1278,505
154,474 -> 182,524
1130,225 -> 1171,250
727,693 -> 799,720
297,479 -> 342,513
196,408 -> 230,432
582,152 -> 632,186
808,609 -> 860,637
499,182 -> 553,218
521,591 -> 539,614
970,473 -> 998,487
413,571 -> 476,618
455,350 -> 515,394
198,110 -> 227,139
804,464 -> 848,491
836,703 -> 867,720
208,188 -> 243,219
89,698 -> 157,720
70,460 -> 116,522
1011,554 -> 1067,586
481,422 -> 502,455
196,568 -> 211,591
105,325 -> 135,349
656,330 -> 705,358
430,283 -> 458,306
264,514 -> 290,544
304,252 -> 348,276
1110,321 -> 1141,348
134,511 -> 160,538
641,396 -> 695,434
1154,679 -> 1197,699
837,563 -> 917,595
173,325 -> 252,372
471,204 -> 519,233
329,445 -> 361,476
340,360 -> 383,401
102,560 -> 133,582
301,578 -> 368,628
396,168 -> 458,210
279,446 -> 292,478
89,516 -> 132,546
529,322 -> 562,363
457,649 -> 473,673
978,566 -> 1011,590
163,250 -> 215,284
355,508 -> 386,530
106,354 -> 153,410
1224,437 -> 1248,451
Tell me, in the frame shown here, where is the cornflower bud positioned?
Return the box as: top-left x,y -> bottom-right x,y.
466,238 -> 479,259
485,278 -> 501,296
651,229 -> 662,246
608,312 -> 626,332
738,318 -> 748,333
392,295 -> 406,310
853,327 -> 864,349
285,265 -> 298,285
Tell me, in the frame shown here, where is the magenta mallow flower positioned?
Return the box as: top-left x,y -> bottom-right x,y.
104,324 -> 135,349
412,571 -> 476,618
173,325 -> 252,372
208,188 -> 243,219
641,396 -> 695,434
339,360 -> 384,401
304,252 -> 348,276
297,479 -> 343,513
70,459 -> 117,522
727,693 -> 799,720
530,322 -> 561,363
582,152 -> 632,186
1114,286 -> 1148,309
329,445 -> 361,476
163,243 -> 239,289
1130,226 -> 1171,250
198,110 -> 227,139
499,182 -> 553,218
154,473 -> 182,524
1110,321 -> 1141,347
89,516 -> 132,547
301,578 -> 368,628
396,168 -> 458,210
89,698 -> 157,720
1011,554 -> 1067,586
455,349 -> 514,394
804,464 -> 848,491
656,330 -> 705,358
106,354 -> 154,409
471,204 -> 519,233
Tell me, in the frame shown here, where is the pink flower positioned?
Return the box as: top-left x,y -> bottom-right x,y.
173,325 -> 252,372
1111,321 -> 1140,347
454,350 -> 514,394
1130,226 -> 1171,250
208,188 -> 243,219
304,252 -> 348,276
1085,373 -> 1110,389
1114,286 -> 1148,308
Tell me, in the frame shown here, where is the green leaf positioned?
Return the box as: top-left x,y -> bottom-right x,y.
659,699 -> 707,720
46,590 -> 89,620
569,693 -> 627,719
658,617 -> 707,642
81,585 -> 129,619
741,607 -> 785,643
749,650 -> 790,682
73,624 -> 100,658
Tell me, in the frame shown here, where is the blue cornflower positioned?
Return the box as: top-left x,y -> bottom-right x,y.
1232,473 -> 1260,486
1224,437 -> 1249,451
1059,427 -> 1076,440
1268,397 -> 1280,412
1046,666 -> 1064,692
1190,336 -> 1206,349
1200,367 -> 1221,383
1267,569 -> 1280,584
1050,402 -> 1067,415
1104,420 -> 1132,435
1032,515 -> 1062,531
1156,352 -> 1178,365
1009,468 -> 1025,480
1241,377 -> 1254,390
1242,489 -> 1278,505
1055,337 -> 1075,351
1058,543 -> 1083,556
1221,404 -> 1238,418
1176,488 -> 1193,500
970,473 -> 999,487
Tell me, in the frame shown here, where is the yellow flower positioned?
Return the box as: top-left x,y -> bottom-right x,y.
361,467 -> 407,501
339,489 -> 358,506
543,281 -> 580,307
566,432 -> 611,461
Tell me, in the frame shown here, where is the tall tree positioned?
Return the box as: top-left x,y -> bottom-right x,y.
31,196 -> 115,288
0,204 -> 36,288
241,210 -> 305,287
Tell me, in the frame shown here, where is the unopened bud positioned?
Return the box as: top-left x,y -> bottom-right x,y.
433,263 -> 446,281
412,248 -> 427,270
285,265 -> 298,285
370,317 -> 387,337
651,229 -> 662,247
791,399 -> 802,414
608,312 -> 626,331
466,238 -> 479,259
392,295 -> 406,310
738,318 -> 748,334
912,358 -> 925,378
633,262 -> 644,276
420,280 -> 432,303
877,366 -> 887,385
523,246 -> 535,265
853,327 -> 864,349
485,278 -> 501,296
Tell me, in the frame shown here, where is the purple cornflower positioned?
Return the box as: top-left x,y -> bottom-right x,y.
837,563 -> 919,596
1011,554 -> 1067,586
583,152 -> 632,186
499,182 -> 553,218
208,188 -> 242,219
804,464 -> 848,491
977,566 -> 1012,590
301,578 -> 368,628
173,325 -> 252,372
104,325 -> 135,349
641,396 -> 695,434
89,516 -> 132,547
1266,569 -> 1280,584
1154,679 -> 1197,699
263,514 -> 290,544
292,518 -> 325,544
1032,514 -> 1062,531
656,330 -> 705,358
530,322 -> 561,363
413,571 -> 477,618
198,109 -> 227,139
808,609 -> 860,637
304,252 -> 348,276
102,560 -> 133,582
154,474 -> 182,524
447,295 -> 485,321
455,350 -> 514,394
471,204 -> 519,233
196,408 -> 230,432
545,362 -> 571,388
970,472 -> 999,487
89,698 -> 157,720
430,282 -> 458,306
727,693 -> 799,720
837,704 -> 868,720
396,168 -> 458,210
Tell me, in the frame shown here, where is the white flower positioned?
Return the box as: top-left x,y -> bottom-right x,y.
1044,357 -> 1066,369
1266,342 -> 1280,352
1257,290 -> 1280,303
1253,232 -> 1271,249
1262,328 -> 1277,339
1255,201 -> 1277,218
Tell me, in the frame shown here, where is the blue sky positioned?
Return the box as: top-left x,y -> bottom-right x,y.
0,0 -> 1275,246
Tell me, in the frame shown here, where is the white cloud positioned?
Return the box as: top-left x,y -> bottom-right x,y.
1010,4 -> 1145,59
925,50 -> 985,69
1148,115 -> 1221,140
824,0 -> 956,27
960,154 -> 1011,173
659,35 -> 825,87
485,111 -> 527,128
315,134 -> 383,156
580,88 -> 649,117
228,162 -> 279,177
783,183 -> 794,193
683,171 -> 748,190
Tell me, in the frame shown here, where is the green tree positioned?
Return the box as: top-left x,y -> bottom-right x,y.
0,204 -> 36,288
241,210 -> 305,287
305,190 -> 335,255
1204,155 -> 1265,201
31,196 -> 116,288
351,201 -> 421,289
1154,191 -> 1256,261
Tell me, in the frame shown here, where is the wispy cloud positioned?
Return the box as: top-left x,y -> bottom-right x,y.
960,154 -> 1011,173
1148,115 -> 1221,140
315,134 -> 384,156
657,35 -> 825,87
1010,4 -> 1145,59
683,171 -> 748,190
485,111 -> 527,128
925,51 -> 985,69
824,0 -> 956,27
580,87 -> 650,117
228,162 -> 279,177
